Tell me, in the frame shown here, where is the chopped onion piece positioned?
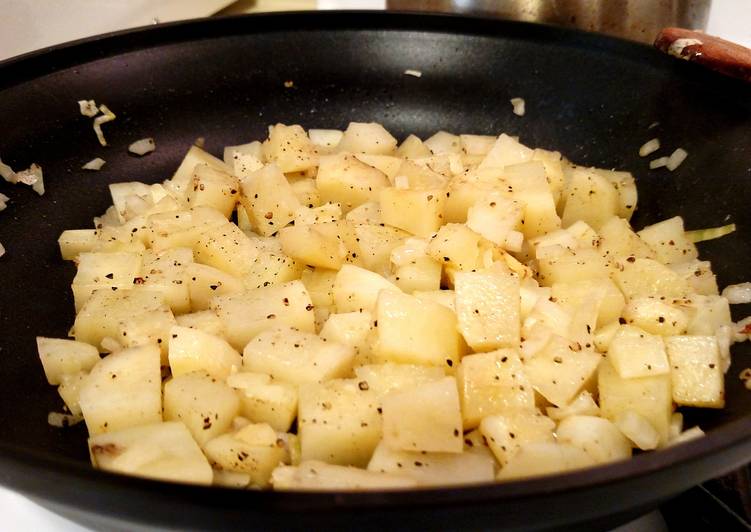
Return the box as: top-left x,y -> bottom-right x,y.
639,138 -> 660,157
82,157 -> 106,171
93,104 -> 116,146
649,156 -> 669,170
0,157 -> 16,183
0,192 -> 8,211
648,121 -> 660,130
0,242 -> 5,257
510,97 -> 526,116
100,336 -> 122,353
666,148 -> 688,171
740,368 -> 751,390
14,163 -> 44,195
128,137 -> 156,156
733,316 -> 751,342
722,283 -> 751,304
78,99 -> 98,117
666,426 -> 705,446
685,223 -> 736,243
404,69 -> 422,78
47,411 -> 84,428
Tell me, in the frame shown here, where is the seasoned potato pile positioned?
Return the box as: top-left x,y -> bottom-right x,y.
38,123 -> 744,490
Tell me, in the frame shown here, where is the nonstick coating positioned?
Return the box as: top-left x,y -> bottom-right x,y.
0,11 -> 749,532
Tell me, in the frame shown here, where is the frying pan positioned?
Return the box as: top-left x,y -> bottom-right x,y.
0,11 -> 749,532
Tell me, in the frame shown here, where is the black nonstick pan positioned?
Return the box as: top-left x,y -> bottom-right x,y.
0,11 -> 749,532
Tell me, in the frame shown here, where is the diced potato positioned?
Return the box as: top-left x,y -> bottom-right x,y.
58,229 -> 98,260
58,371 -> 88,416
425,223 -> 482,272
168,145 -> 230,200
413,289 -> 457,312
607,325 -> 669,379
683,295 -> 732,335
271,460 -> 416,490
460,134 -> 496,156
137,247 -> 192,315
146,207 -> 226,253
423,131 -> 461,155
665,335 -> 724,408
353,224 -> 409,276
89,421 -> 212,485
186,263 -> 244,311
243,326 -> 353,385
79,344 -> 162,435
496,442 -> 595,481
72,251 -> 143,311
445,178 -> 506,223
74,289 -> 163,349
595,169 -> 637,220
278,223 -> 347,270
532,148 -> 566,204
185,165 -> 239,218
224,140 -> 264,170
457,350 -> 535,429
239,164 -> 301,237
396,134 -> 431,159
203,426 -> 285,487
381,377 -> 463,453
263,124 -> 317,173
289,177 -> 321,208
380,187 -> 447,237
537,248 -> 610,286
455,270 -> 520,352
316,154 -> 390,212
226,372 -> 298,432
597,217 -> 655,262
556,415 -> 632,464
298,379 -> 381,467
194,222 -> 258,278
37,337 -> 100,385
175,310 -> 225,337
478,134 -> 533,169
319,311 -> 373,360
598,360 -> 672,445
374,290 -> 462,369
168,325 -> 241,379
504,161 -> 561,238
612,258 -> 690,299
551,278 -> 625,328
117,304 -> 176,362
210,280 -> 315,350
593,321 -> 620,352
545,391 -> 600,421
367,440 -> 495,486
352,155 -> 403,182
333,264 -> 400,313
346,201 -> 382,225
561,167 -> 619,230
480,412 -> 555,466
308,129 -> 343,150
671,260 -> 719,295
300,268 -> 336,308
622,297 -> 688,336
393,256 -> 442,293
523,335 -> 601,407
637,217 -> 697,265
614,411 -> 660,451
163,371 -> 240,445
466,196 -> 523,247
337,122 -> 397,155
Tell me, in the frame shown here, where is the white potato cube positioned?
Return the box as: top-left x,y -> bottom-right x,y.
226,372 -> 298,432
622,297 -> 688,336
271,460 -> 415,490
637,216 -> 697,265
380,187 -> 447,237
168,325 -> 241,379
665,335 -> 724,408
455,270 -> 520,352
243,326 -> 353,385
298,379 -> 382,467
203,427 -> 285,487
89,421 -> 212,485
37,337 -> 99,385
333,264 -> 400,313
480,412 -> 555,466
337,122 -> 397,155
496,442 -> 595,481
239,164 -> 301,237
79,344 -> 162,435
263,124 -> 317,173
163,371 -> 240,446
316,154 -> 390,212
614,411 -> 660,451
381,377 -> 463,453
608,325 -> 669,379
556,415 -> 632,464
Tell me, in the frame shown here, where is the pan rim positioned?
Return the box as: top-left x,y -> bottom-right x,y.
0,8 -> 749,515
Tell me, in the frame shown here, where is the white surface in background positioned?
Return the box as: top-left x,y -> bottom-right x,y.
0,0 -> 748,530
0,0 -> 233,61
707,0 -> 751,47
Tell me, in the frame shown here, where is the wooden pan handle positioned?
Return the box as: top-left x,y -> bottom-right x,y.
655,28 -> 751,83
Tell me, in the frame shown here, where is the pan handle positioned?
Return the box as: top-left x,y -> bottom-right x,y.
655,28 -> 751,83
